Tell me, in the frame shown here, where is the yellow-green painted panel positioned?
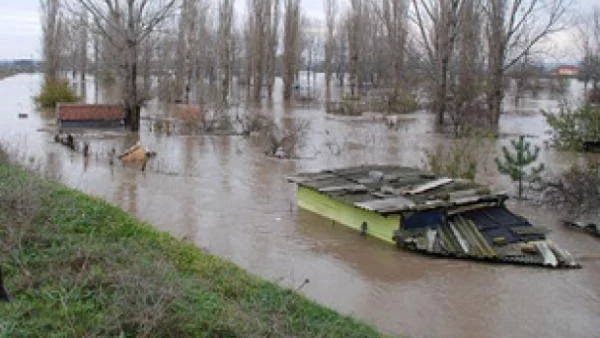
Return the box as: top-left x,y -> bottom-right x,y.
297,186 -> 400,244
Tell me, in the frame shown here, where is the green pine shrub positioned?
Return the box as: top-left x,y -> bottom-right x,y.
34,79 -> 79,108
495,135 -> 545,199
544,104 -> 600,151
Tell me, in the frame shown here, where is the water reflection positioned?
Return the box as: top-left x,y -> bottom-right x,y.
0,74 -> 598,338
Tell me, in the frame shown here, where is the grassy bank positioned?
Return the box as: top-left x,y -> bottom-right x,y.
0,153 -> 390,337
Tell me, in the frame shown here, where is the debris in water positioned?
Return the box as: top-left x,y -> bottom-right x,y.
55,133 -> 76,150
118,142 -> 157,162
83,142 -> 90,157
563,220 -> 600,238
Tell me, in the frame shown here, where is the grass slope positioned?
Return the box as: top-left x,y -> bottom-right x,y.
0,160 -> 391,338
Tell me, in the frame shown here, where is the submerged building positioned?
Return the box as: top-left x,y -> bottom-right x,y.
288,165 -> 579,268
57,104 -> 124,129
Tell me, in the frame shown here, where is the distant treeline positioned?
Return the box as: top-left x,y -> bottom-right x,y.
0,60 -> 42,73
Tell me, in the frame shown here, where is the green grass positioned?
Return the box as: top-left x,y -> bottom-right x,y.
0,157 -> 392,337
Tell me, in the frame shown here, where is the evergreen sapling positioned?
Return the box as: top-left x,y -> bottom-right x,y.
495,135 -> 545,199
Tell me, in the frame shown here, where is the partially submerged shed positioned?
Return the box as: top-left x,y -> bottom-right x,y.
57,104 -> 124,129
288,165 -> 579,268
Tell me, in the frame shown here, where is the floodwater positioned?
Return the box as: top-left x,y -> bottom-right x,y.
1,73 -> 599,338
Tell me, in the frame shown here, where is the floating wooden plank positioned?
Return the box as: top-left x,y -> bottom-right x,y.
303,177 -> 354,190
354,196 -> 416,212
380,185 -> 400,195
547,241 -> 579,267
286,173 -> 337,183
318,184 -> 368,193
405,178 -> 453,195
448,189 -> 479,199
449,193 -> 503,205
535,242 -> 558,267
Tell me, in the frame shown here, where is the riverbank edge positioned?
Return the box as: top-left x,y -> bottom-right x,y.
0,160 -> 394,337
0,70 -> 24,81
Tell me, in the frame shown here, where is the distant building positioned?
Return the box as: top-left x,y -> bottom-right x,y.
57,104 -> 124,129
553,65 -> 579,77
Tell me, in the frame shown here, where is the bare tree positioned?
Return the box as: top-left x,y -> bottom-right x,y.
484,0 -> 569,126
324,0 -> 337,100
41,0 -> 63,82
371,0 -> 408,93
218,0 -> 234,104
412,0 -> 464,125
449,0 -> 484,134
77,11 -> 88,92
248,0 -> 270,101
283,0 -> 301,101
266,0 -> 280,99
299,17 -> 319,98
63,8 -> 89,94
347,0 -> 363,96
576,7 -> 600,99
140,34 -> 157,101
74,0 -> 176,131
335,16 -> 348,87
175,0 -> 196,103
244,8 -> 254,95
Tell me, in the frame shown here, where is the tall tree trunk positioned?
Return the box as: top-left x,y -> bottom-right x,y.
42,0 -> 62,82
488,67 -> 504,126
283,0 -> 300,101
487,0 -> 505,127
93,35 -> 99,103
126,0 -> 140,132
348,0 -> 362,97
267,0 -> 279,99
78,13 -> 88,98
324,0 -> 336,101
251,0 -> 267,102
436,59 -> 448,125
219,0 -> 233,105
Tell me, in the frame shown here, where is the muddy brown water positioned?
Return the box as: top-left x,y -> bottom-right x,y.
1,74 -> 599,338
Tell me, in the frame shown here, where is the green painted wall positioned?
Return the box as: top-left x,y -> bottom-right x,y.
297,186 -> 400,244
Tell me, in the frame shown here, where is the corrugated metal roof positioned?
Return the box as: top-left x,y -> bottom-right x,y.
290,165 -> 580,268
288,165 -> 505,214
57,104 -> 124,121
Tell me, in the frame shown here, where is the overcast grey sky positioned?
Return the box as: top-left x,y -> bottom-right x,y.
0,0 -> 595,60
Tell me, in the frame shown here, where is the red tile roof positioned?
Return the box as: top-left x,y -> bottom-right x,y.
556,65 -> 578,71
57,104 -> 124,121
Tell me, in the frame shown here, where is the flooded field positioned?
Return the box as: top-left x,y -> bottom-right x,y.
1,73 -> 599,338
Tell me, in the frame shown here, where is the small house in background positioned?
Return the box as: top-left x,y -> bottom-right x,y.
57,104 -> 124,129
553,65 -> 579,77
